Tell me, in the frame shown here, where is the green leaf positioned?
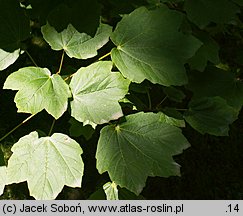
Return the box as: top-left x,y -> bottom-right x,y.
6,131 -> 84,200
0,49 -> 20,71
103,182 -> 119,200
187,67 -> 243,111
184,0 -> 240,28
111,6 -> 201,86
184,97 -> 238,136
69,118 -> 95,140
188,33 -> 220,71
70,61 -> 130,127
159,111 -> 185,127
41,23 -> 112,59
0,0 -> 30,51
47,0 -> 101,36
0,166 -> 7,196
96,112 -> 190,195
3,67 -> 71,119
163,86 -> 186,103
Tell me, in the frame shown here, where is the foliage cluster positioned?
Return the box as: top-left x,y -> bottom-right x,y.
0,0 -> 243,199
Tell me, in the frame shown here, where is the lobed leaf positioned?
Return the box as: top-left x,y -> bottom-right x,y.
111,6 -> 201,86
184,97 -> 238,136
184,0 -> 240,28
42,23 -> 112,59
6,132 -> 84,200
96,112 -> 190,195
70,61 -> 130,127
3,67 -> 71,119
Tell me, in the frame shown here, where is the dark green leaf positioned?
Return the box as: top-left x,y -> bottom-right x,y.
184,0 -> 240,28
69,118 -> 95,140
163,86 -> 186,103
188,33 -> 220,71
111,6 -> 201,86
184,97 -> 238,136
96,112 -> 190,194
187,67 -> 243,111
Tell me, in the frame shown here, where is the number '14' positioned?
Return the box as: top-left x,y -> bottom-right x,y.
228,204 -> 239,212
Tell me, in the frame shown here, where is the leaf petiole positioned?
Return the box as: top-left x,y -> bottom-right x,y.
0,114 -> 35,142
57,50 -> 65,74
98,51 -> 111,61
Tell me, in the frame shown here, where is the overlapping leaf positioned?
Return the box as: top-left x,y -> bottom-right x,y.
0,0 -> 30,70
3,67 -> 71,119
184,0 -> 240,28
188,33 -> 220,71
184,97 -> 238,136
187,67 -> 243,111
0,166 -> 7,196
6,131 -> 84,200
111,6 -> 201,86
0,49 -> 21,71
103,182 -> 119,200
42,22 -> 112,59
96,112 -> 190,194
70,61 -> 130,127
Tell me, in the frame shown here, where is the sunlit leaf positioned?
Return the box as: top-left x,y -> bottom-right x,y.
6,131 -> 84,200
0,166 -> 7,196
3,67 -> 71,119
103,182 -> 119,200
70,61 -> 130,127
42,22 -> 112,59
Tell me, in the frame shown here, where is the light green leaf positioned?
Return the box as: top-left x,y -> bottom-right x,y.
103,182 -> 119,200
42,23 -> 112,59
0,166 -> 7,196
0,49 -> 20,71
184,97 -> 238,136
96,112 -> 190,195
111,6 -> 201,86
187,67 -> 243,111
3,67 -> 71,119
70,61 -> 130,127
6,131 -> 84,200
184,0 -> 240,28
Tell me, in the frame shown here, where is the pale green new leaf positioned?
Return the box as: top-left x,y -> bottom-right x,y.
184,97 -> 238,136
70,61 -> 130,127
0,49 -> 20,71
0,166 -> 7,196
96,112 -> 190,195
103,182 -> 119,200
111,6 -> 201,86
3,67 -> 71,119
41,23 -> 112,59
6,131 -> 84,200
